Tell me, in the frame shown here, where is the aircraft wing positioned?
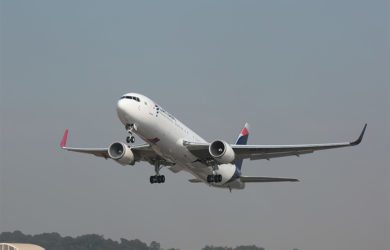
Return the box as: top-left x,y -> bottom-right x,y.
185,124 -> 366,163
60,129 -> 162,164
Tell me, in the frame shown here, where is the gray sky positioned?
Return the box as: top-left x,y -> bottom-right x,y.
1,1 -> 389,249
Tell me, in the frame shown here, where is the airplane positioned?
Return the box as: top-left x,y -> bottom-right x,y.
61,93 -> 367,190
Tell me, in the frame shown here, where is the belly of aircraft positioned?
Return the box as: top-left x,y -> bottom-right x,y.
133,115 -> 244,189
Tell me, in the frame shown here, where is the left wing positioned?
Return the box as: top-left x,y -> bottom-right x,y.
60,129 -> 164,164
185,124 -> 366,163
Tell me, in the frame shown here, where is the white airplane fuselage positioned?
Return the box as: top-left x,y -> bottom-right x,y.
117,93 -> 245,189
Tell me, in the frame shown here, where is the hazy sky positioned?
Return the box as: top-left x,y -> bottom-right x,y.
1,1 -> 389,249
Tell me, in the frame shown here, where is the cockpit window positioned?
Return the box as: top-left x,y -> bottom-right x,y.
120,96 -> 140,102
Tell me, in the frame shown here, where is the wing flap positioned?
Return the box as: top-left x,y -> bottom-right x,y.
248,150 -> 314,160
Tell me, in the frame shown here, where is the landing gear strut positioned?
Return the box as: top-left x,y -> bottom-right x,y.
125,124 -> 135,143
150,160 -> 165,184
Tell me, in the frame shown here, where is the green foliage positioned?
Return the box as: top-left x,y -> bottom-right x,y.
0,231 -> 278,250
202,246 -> 233,250
150,241 -> 161,250
0,231 -> 153,250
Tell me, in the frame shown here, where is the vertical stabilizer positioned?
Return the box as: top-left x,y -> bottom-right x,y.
235,123 -> 249,170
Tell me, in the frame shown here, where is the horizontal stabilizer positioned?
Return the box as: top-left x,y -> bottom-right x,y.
188,179 -> 203,183
240,176 -> 299,182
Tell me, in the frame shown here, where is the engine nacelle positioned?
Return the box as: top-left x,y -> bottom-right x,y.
209,140 -> 235,164
108,142 -> 135,166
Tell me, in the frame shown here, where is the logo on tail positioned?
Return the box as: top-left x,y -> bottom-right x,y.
235,123 -> 249,170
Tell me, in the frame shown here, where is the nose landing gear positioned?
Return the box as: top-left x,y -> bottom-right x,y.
126,136 -> 135,143
125,124 -> 135,143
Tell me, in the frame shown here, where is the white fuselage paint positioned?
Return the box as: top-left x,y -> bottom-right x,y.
117,93 -> 245,190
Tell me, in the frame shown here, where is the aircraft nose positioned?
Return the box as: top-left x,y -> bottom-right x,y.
117,99 -> 128,121
117,99 -> 126,113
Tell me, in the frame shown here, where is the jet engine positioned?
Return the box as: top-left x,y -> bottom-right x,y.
209,140 -> 235,164
108,142 -> 135,166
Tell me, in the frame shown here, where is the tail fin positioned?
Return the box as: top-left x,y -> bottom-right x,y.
235,123 -> 249,170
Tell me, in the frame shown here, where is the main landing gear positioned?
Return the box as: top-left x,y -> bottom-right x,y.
125,124 -> 135,143
207,174 -> 222,183
150,175 -> 165,184
207,165 -> 222,183
150,160 -> 165,184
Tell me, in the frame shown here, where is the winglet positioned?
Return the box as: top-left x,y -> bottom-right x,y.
61,129 -> 69,148
350,124 -> 367,146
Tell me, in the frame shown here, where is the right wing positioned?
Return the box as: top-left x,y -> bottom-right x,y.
240,176 -> 299,182
184,124 -> 367,164
60,129 -> 163,164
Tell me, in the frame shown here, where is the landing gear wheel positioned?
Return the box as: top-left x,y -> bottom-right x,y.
126,136 -> 135,143
158,175 -> 166,183
150,175 -> 165,184
207,174 -> 222,183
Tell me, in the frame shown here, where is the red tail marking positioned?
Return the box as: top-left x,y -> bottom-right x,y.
61,129 -> 69,148
242,127 -> 249,136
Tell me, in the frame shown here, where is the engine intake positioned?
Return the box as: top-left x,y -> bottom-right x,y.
108,142 -> 135,166
209,140 -> 235,164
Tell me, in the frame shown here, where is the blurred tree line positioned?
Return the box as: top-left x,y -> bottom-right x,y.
0,231 -> 297,250
202,246 -> 264,250
0,231 -> 168,250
